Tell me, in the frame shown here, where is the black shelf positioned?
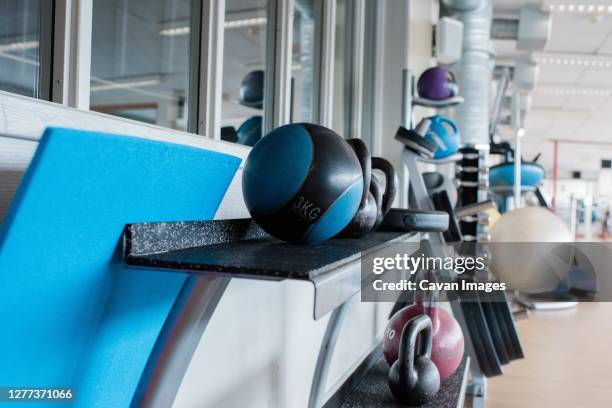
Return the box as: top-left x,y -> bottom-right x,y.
329,348 -> 469,408
123,219 -> 420,319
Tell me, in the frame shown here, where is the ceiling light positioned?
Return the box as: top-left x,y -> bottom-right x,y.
160,26 -> 190,36
160,17 -> 267,36
90,79 -> 160,92
224,17 -> 267,29
546,2 -> 612,14
0,40 -> 39,53
537,56 -> 612,68
538,87 -> 612,97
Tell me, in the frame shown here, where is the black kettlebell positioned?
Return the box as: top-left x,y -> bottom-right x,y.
339,139 -> 397,237
388,314 -> 440,406
371,156 -> 397,230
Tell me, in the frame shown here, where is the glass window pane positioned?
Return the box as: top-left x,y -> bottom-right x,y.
332,0 -> 347,136
291,0 -> 315,123
90,0 -> 193,131
0,0 -> 49,99
220,0 -> 268,146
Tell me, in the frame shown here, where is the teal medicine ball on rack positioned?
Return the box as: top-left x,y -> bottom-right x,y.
242,123 -> 364,243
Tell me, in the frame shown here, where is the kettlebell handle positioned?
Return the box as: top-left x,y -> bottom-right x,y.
398,315 -> 433,384
345,138 -> 371,209
371,157 -> 397,228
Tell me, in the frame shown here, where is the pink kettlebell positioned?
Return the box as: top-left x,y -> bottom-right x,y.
383,302 -> 464,382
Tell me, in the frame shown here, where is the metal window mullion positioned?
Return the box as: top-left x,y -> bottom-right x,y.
361,0 -> 385,154
194,0 -> 225,138
73,0 -> 93,110
39,0 -> 56,101
344,0 -> 365,139
52,0 -> 70,104
264,0 -> 294,133
312,0 -> 335,127
52,0 -> 92,109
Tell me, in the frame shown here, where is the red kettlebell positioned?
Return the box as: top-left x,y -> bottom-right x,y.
383,302 -> 464,382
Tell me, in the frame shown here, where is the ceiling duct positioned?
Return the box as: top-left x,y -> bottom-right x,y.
491,18 -> 519,40
442,0 -> 493,146
517,7 -> 551,50
514,60 -> 539,91
490,7 -> 551,49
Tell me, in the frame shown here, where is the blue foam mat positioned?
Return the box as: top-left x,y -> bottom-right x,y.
0,128 -> 241,407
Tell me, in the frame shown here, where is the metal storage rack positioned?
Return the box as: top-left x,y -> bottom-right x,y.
123,219 -> 429,408
398,62 -> 487,406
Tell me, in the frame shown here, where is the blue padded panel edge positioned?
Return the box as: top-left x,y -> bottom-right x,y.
0,128 -> 241,407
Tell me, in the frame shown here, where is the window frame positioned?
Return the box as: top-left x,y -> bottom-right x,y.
312,0 -> 335,127
361,0 -> 385,154
343,0 -> 365,140
263,0 -> 294,133
0,0 -> 363,143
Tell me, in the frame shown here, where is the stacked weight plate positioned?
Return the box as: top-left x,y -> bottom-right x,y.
457,145 -> 490,242
456,144 -> 523,376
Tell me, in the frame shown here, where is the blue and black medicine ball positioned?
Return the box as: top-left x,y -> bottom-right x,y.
242,123 -> 364,243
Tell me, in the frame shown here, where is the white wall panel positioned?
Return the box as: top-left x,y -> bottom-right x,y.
380,0 -> 436,176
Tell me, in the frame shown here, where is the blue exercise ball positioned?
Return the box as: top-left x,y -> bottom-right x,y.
489,162 -> 545,187
242,123 -> 364,243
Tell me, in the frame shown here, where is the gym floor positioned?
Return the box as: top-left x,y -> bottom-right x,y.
482,303 -> 612,408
